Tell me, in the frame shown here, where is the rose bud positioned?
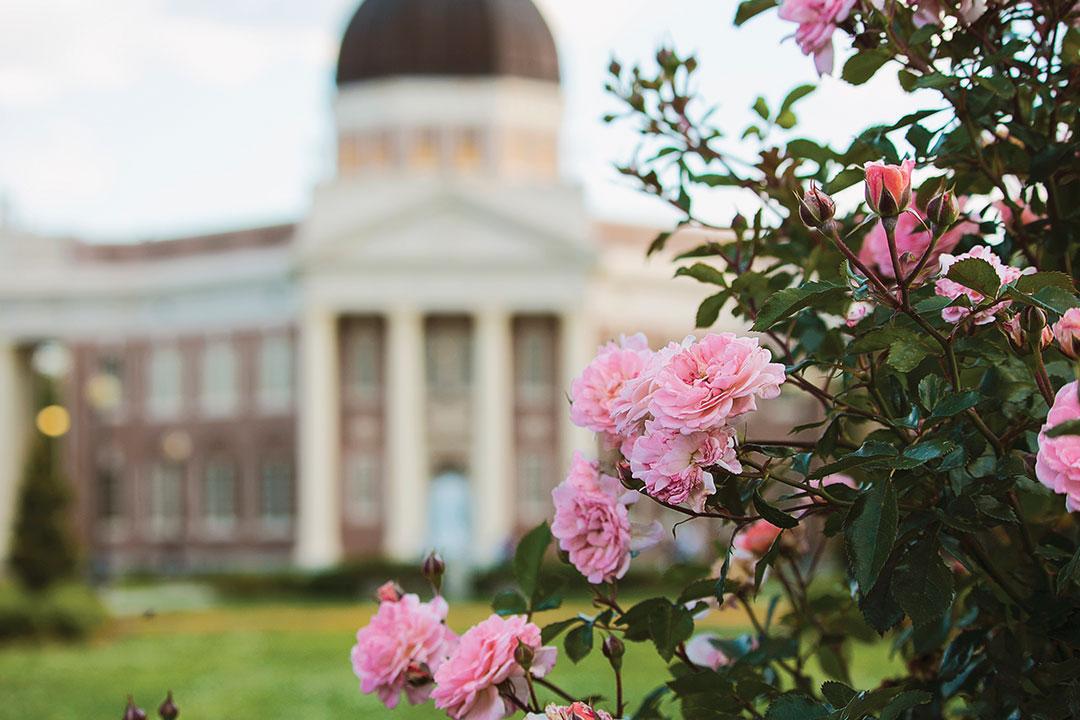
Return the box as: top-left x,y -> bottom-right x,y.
513,640 -> 535,670
864,159 -> 915,217
123,697 -> 147,720
158,691 -> 179,720
798,184 -> 836,229
421,551 -> 446,594
846,301 -> 873,328
375,580 -> 404,603
1002,314 -> 1026,353
1053,308 -> 1080,359
602,635 -> 625,670
926,189 -> 960,228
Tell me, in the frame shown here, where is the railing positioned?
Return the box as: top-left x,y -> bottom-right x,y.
122,691 -> 178,719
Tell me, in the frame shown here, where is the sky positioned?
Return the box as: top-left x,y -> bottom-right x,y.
0,0 -> 930,242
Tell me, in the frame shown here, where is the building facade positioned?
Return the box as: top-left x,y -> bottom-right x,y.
0,0 -> 765,574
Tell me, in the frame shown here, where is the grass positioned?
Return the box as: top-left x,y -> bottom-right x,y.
0,599 -> 903,718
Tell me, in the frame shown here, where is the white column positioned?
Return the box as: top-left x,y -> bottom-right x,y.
383,307 -> 427,560
295,307 -> 343,568
559,312 -> 596,467
0,341 -> 26,570
472,309 -> 513,566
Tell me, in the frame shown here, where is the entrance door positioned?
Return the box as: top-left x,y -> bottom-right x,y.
427,469 -> 471,597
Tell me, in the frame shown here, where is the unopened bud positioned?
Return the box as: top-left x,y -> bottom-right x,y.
514,641 -> 535,670
926,189 -> 960,228
602,635 -> 625,670
798,184 -> 836,229
731,213 -> 748,234
123,697 -> 147,720
1024,307 -> 1053,350
375,580 -> 404,603
158,691 -> 179,720
422,551 -> 445,594
405,661 -> 433,686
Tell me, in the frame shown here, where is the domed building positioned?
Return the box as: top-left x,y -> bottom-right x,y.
0,0 -> 768,575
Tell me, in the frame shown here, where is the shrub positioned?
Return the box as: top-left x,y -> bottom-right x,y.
0,582 -> 106,642
347,2 -> 1080,719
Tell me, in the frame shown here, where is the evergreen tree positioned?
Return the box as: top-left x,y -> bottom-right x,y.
8,380 -> 78,591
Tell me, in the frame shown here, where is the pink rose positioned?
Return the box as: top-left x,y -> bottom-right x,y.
846,301 -> 874,327
934,245 -> 1034,325
777,0 -> 857,75
526,703 -> 615,720
551,453 -> 660,584
685,633 -> 730,670
570,334 -> 651,437
735,520 -> 783,556
864,159 -> 915,216
610,338 -> 690,443
432,614 -> 557,720
629,421 -> 741,511
375,580 -> 403,603
858,210 -> 975,279
648,333 -> 786,432
1036,381 -> 1080,512
1054,308 -> 1080,359
350,593 -> 457,709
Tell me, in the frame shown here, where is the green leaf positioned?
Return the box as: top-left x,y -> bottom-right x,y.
887,337 -> 934,373
826,167 -> 865,194
929,391 -> 980,419
734,0 -> 778,25
780,84 -> 816,114
648,602 -> 694,661
1057,546 -> 1080,595
564,622 -> 594,663
1014,271 -> 1075,294
513,522 -> 551,600
753,490 -> 800,529
696,292 -> 730,328
821,680 -> 857,708
838,686 -> 905,720
647,231 -> 672,256
540,617 -> 580,644
752,96 -> 770,120
675,262 -> 727,286
880,690 -> 933,720
750,281 -> 845,331
945,257 -> 1002,298
893,538 -> 955,626
808,441 -> 897,480
492,589 -> 528,616
899,439 -> 955,467
975,74 -> 1015,98
846,475 -> 898,590
841,50 -> 891,85
765,693 -> 830,719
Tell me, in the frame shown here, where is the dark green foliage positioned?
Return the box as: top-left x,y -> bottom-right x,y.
8,383 -> 78,592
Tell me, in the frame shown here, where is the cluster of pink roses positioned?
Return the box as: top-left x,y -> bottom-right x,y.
934,245 -> 1036,325
351,590 -> 558,720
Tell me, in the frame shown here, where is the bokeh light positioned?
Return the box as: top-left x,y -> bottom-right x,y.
35,405 -> 71,437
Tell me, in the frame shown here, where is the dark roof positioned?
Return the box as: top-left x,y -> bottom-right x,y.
336,0 -> 560,86
74,223 -> 297,263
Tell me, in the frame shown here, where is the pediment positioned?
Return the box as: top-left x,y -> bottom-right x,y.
298,182 -> 593,272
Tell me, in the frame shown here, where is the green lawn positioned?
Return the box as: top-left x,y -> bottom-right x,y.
0,599 -> 903,718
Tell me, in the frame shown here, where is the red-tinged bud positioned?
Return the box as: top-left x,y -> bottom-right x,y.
405,661 -> 432,686
375,580 -> 404,603
158,691 -> 179,720
422,551 -> 445,594
798,184 -> 836,229
926,189 -> 960,228
1053,308 -> 1080,360
864,159 -> 915,217
602,635 -> 625,670
514,640 -> 535,670
123,697 -> 147,720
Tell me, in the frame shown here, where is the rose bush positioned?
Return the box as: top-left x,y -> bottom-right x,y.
350,1 -> 1080,718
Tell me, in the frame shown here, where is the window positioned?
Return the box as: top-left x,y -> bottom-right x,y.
345,452 -> 379,525
454,128 -> 483,171
148,345 -> 182,418
149,461 -> 183,538
201,339 -> 238,416
519,453 -> 550,521
426,319 -> 472,393
411,127 -> 440,169
260,456 -> 292,529
89,352 -> 126,418
515,319 -> 555,402
345,323 -> 381,402
203,456 -> 237,532
97,464 -> 123,521
258,334 -> 293,412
